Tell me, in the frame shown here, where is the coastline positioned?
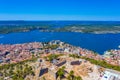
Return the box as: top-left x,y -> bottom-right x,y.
1,29 -> 120,34
0,40 -> 120,71
0,30 -> 120,55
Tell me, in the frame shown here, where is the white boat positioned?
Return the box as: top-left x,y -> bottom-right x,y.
118,45 -> 120,48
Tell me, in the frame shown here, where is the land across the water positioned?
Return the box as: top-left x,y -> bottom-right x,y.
0,21 -> 120,34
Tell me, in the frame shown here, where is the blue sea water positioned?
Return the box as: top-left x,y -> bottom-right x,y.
0,30 -> 120,55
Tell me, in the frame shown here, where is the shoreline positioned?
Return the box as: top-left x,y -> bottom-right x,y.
0,40 -> 119,66
0,30 -> 120,55
1,29 -> 120,35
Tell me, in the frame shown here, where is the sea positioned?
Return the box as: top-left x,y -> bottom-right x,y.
0,21 -> 120,55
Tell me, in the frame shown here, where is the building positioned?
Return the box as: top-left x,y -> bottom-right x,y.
101,69 -> 120,80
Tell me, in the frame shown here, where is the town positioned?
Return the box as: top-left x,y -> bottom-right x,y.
0,40 -> 120,80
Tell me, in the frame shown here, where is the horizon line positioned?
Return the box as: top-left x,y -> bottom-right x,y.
0,20 -> 120,22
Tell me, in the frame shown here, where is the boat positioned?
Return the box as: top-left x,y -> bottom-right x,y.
118,45 -> 120,48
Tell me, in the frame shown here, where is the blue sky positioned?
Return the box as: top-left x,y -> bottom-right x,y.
0,0 -> 120,20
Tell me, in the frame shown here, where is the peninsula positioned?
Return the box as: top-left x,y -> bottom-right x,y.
0,40 -> 120,80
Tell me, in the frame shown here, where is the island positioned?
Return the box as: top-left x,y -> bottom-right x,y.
0,21 -> 120,34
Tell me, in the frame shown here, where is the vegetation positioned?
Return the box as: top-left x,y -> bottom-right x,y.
69,54 -> 120,72
45,54 -> 63,61
51,24 -> 120,33
1,21 -> 120,34
67,70 -> 74,80
42,77 -> 46,80
0,58 -> 37,70
44,44 -> 59,49
57,66 -> 66,80
67,70 -> 82,80
0,25 -> 50,34
11,64 -> 34,80
0,58 -> 37,80
57,66 -> 82,80
81,57 -> 120,71
74,76 -> 83,80
69,54 -> 80,59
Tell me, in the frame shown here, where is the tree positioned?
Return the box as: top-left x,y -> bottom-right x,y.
57,66 -> 66,80
67,70 -> 74,80
42,77 -> 46,80
67,70 -> 82,80
48,54 -> 59,61
57,69 -> 64,80
70,70 -> 74,80
74,76 -> 82,80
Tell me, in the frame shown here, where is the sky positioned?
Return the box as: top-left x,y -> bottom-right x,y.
0,0 -> 120,21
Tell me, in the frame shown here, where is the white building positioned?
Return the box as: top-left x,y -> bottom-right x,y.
101,69 -> 120,80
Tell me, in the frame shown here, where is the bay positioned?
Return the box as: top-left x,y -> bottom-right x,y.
0,30 -> 120,54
